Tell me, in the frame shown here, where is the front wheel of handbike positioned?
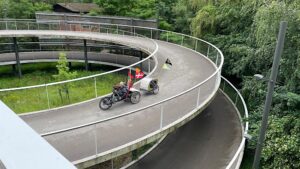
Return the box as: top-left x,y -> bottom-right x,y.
99,97 -> 112,110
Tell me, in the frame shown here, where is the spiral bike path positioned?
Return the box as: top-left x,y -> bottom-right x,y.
0,30 -> 241,169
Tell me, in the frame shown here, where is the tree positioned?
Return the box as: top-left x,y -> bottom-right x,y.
191,4 -> 217,37
0,0 -> 51,19
53,52 -> 77,103
94,0 -> 135,16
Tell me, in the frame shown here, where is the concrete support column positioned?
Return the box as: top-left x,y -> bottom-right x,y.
13,37 -> 22,77
139,51 -> 143,70
84,39 -> 88,70
12,64 -> 16,74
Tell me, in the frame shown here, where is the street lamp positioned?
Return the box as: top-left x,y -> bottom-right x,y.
252,21 -> 287,169
253,74 -> 264,81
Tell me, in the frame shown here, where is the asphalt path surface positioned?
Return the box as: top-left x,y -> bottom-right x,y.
0,30 -> 240,168
129,91 -> 242,169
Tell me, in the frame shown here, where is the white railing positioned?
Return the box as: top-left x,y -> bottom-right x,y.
221,77 -> 249,169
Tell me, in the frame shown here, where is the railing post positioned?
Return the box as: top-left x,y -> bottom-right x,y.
15,21 -> 17,30
94,77 -> 98,98
148,58 -> 151,74
223,80 -> 226,91
133,27 -> 136,36
45,85 -> 50,109
235,93 -> 239,105
116,25 -> 119,34
197,86 -> 201,107
94,124 -> 98,157
166,31 -> 169,42
27,22 -> 30,30
160,104 -> 164,130
215,53 -> 219,65
5,21 -> 8,30
181,35 -> 184,45
215,71 -> 219,91
195,40 -> 198,51
151,29 -> 153,39
207,46 -> 210,57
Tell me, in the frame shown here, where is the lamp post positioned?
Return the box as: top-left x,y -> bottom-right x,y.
252,21 -> 287,169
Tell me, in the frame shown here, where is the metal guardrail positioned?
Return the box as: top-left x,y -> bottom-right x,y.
221,77 -> 249,169
0,20 -> 246,167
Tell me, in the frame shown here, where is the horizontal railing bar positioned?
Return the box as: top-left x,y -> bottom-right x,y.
0,42 -> 143,50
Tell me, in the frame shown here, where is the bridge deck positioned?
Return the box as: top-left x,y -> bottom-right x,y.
0,30 -> 240,168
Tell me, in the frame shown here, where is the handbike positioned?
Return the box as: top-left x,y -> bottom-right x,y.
99,86 -> 141,110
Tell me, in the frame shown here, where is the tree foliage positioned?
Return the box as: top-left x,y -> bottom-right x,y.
53,52 -> 77,103
178,0 -> 300,168
0,0 -> 51,19
53,52 -> 77,81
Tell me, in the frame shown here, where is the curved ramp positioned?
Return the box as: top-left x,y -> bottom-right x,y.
0,31 -> 219,163
128,91 -> 242,169
0,29 -> 231,168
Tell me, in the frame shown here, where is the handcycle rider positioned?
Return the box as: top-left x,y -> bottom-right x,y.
113,81 -> 129,100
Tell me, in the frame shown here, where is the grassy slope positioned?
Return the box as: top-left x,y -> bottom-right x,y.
0,63 -> 126,114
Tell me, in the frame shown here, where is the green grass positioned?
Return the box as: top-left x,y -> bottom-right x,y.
0,63 -> 127,114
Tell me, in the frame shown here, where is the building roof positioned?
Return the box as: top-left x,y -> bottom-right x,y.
55,3 -> 99,13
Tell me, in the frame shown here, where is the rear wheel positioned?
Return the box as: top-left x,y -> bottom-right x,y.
152,85 -> 159,94
99,97 -> 112,110
130,91 -> 141,104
